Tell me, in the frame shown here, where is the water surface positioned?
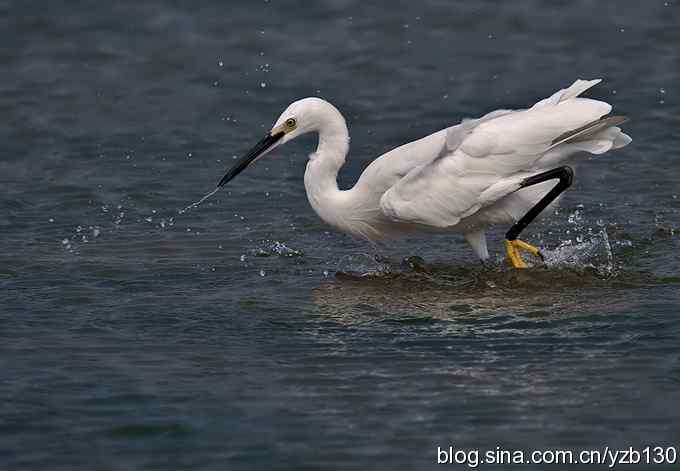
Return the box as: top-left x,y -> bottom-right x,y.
2,1 -> 680,469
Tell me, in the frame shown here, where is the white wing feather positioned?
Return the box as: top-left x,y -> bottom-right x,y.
379,79 -> 630,228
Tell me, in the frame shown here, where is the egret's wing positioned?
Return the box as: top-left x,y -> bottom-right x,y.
379,154 -> 526,228
352,109 -> 515,201
380,78 -> 630,227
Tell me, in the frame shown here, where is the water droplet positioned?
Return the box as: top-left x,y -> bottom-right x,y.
240,254 -> 246,262
260,82 -> 267,88
218,60 -> 224,67
48,218 -> 54,223
259,269 -> 266,277
178,187 -> 221,214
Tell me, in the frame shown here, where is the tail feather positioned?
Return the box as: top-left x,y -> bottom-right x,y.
549,115 -> 629,150
611,127 -> 632,149
531,78 -> 603,109
559,78 -> 602,102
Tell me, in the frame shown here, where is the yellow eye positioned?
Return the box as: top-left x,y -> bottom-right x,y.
285,118 -> 297,129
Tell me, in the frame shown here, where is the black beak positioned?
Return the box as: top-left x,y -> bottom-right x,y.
217,131 -> 284,188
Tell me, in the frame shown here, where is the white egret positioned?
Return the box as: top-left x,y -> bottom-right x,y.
218,79 -> 631,268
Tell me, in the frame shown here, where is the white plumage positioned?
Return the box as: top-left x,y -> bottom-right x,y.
221,79 -> 631,263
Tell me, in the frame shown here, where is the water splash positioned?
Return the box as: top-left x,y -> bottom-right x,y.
178,187 -> 222,215
60,225 -> 103,253
252,240 -> 304,257
542,228 -> 616,277
336,253 -> 392,278
59,185 -> 222,252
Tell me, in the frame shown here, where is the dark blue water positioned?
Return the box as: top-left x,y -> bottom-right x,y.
2,1 -> 680,469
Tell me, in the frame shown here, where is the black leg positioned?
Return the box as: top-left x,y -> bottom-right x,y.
505,166 -> 574,241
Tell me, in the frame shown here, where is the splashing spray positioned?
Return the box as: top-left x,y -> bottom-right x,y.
178,187 -> 222,215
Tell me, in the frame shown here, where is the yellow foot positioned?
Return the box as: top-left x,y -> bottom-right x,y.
504,239 -> 544,269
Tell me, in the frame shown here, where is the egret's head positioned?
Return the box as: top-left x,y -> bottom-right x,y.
270,97 -> 333,144
217,98 -> 341,187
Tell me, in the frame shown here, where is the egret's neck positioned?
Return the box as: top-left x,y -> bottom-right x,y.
299,101 -> 382,240
304,110 -> 350,200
